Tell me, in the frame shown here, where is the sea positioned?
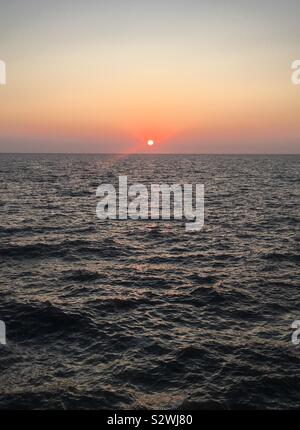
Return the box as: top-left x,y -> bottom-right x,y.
0,154 -> 299,409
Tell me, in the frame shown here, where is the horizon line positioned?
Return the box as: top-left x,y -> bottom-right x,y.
0,152 -> 299,156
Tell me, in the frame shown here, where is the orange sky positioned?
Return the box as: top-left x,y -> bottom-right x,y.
0,1 -> 299,153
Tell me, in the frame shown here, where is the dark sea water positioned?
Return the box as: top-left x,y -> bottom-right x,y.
0,154 -> 299,410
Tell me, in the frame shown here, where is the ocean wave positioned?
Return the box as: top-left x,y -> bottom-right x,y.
0,299 -> 95,339
0,238 -> 130,260
0,154 -> 299,410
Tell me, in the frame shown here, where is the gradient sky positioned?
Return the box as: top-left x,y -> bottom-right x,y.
0,0 -> 299,153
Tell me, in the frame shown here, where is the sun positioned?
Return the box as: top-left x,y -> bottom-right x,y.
147,139 -> 154,146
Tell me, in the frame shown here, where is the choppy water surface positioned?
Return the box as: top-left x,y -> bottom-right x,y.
0,154 -> 299,409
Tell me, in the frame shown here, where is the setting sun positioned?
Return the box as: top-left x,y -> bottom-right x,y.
147,140 -> 154,146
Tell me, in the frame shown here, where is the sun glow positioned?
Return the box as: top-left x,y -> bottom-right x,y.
147,139 -> 154,146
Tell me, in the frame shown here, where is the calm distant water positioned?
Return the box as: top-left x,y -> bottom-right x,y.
0,154 -> 299,410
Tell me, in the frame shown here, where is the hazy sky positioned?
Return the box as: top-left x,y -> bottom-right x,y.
0,0 -> 299,153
